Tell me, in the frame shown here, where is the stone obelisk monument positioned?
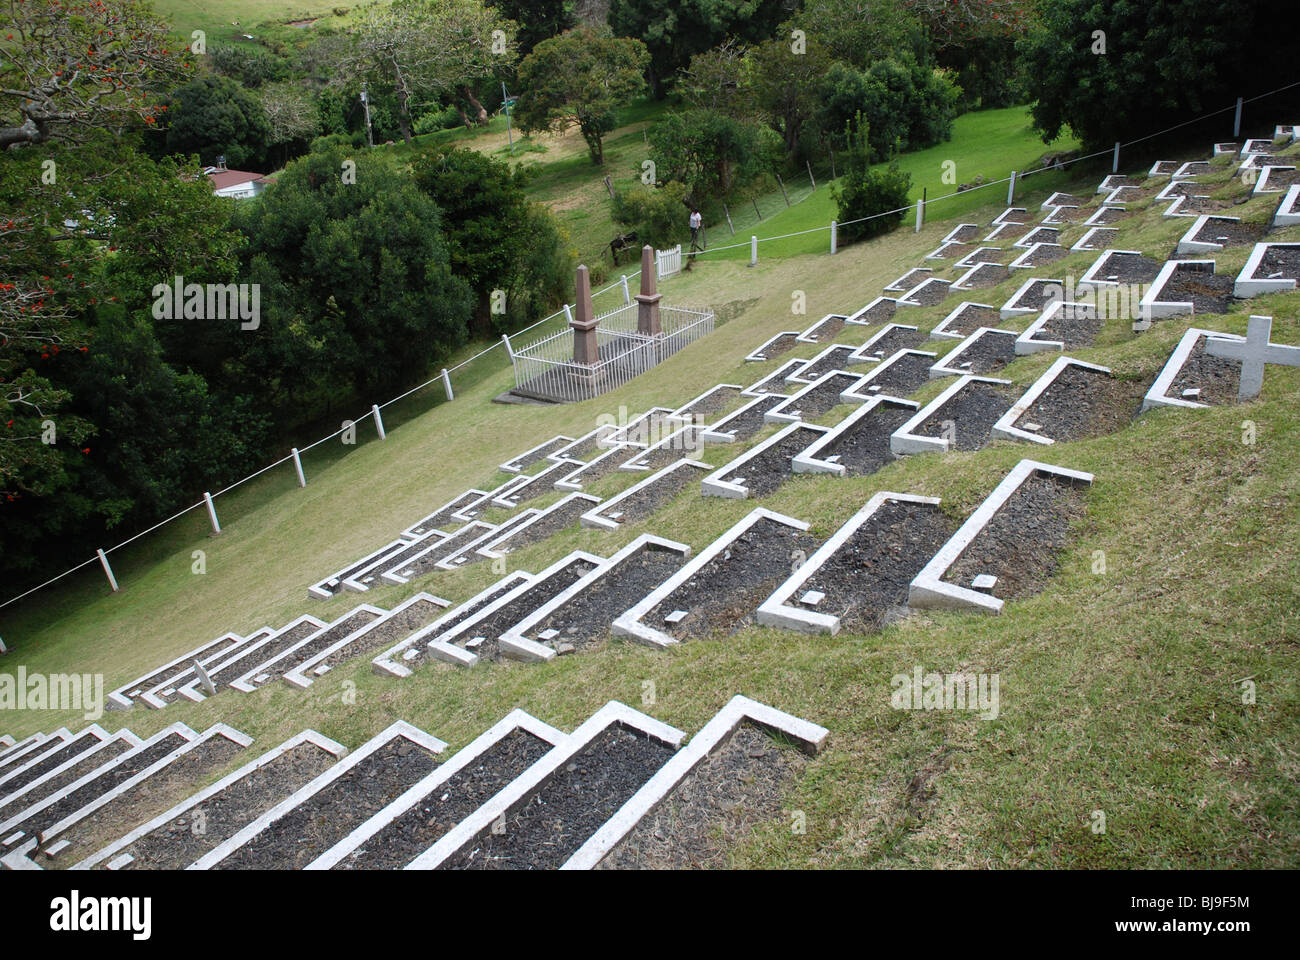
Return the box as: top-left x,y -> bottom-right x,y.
570,263 -> 599,365
635,245 -> 662,336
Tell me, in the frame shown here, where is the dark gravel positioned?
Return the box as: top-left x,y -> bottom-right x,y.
1191,217 -> 1264,247
1092,252 -> 1162,284
1021,243 -> 1069,266
863,352 -> 935,397
1076,227 -> 1118,250
1169,338 -> 1242,404
109,741 -> 339,870
454,557 -> 601,662
901,279 -> 952,306
627,426 -> 706,471
1259,245 -> 1300,279
252,608 -> 383,683
721,425 -> 826,498
1160,267 -> 1235,314
447,724 -> 676,870
939,330 -> 1017,375
745,358 -> 806,395
914,381 -> 1017,451
959,247 -> 1007,267
1014,364 -> 1145,442
0,732 -> 103,796
930,241 -> 971,260
598,723 -> 807,870
944,473 -> 1088,601
1036,305 -> 1103,348
858,326 -> 925,361
489,496 -> 591,556
750,333 -> 799,360
215,736 -> 441,870
794,346 -> 858,381
505,437 -> 570,472
709,394 -> 789,441
0,740 -> 134,818
856,298 -> 898,324
799,499 -> 956,631
675,386 -> 741,422
1021,227 -> 1061,245
207,620 -> 322,687
647,519 -> 820,640
408,491 -> 481,537
780,372 -> 862,419
957,263 -> 1011,289
337,729 -> 554,870
889,268 -> 932,291
559,445 -> 638,487
1088,206 -> 1128,225
383,523 -> 492,580
939,304 -> 1000,338
817,400 -> 915,475
399,577 -> 525,671
314,597 -> 444,672
804,315 -> 847,341
595,462 -> 704,527
116,635 -> 243,696
948,224 -> 981,242
1007,280 -> 1064,313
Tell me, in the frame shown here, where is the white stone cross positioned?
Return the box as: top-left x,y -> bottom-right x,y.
1205,315 -> 1300,400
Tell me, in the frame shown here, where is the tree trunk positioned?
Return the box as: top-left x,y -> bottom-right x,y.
461,85 -> 489,125
396,88 -> 413,144
457,104 -> 473,129
472,289 -> 491,338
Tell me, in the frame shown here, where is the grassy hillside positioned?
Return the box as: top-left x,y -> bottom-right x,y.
3,126 -> 1298,868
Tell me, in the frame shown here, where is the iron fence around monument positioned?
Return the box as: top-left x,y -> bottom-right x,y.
508,302 -> 715,404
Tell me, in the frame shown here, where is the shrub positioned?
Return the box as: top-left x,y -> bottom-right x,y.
832,114 -> 912,244
610,181 -> 689,250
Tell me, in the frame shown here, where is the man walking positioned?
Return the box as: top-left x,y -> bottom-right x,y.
689,208 -> 703,250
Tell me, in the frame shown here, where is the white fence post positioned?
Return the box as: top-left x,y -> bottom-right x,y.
1233,96 -> 1243,138
441,367 -> 454,401
830,220 -> 838,254
563,303 -> 574,325
501,333 -> 514,360
914,198 -> 923,233
203,492 -> 221,535
1112,141 -> 1120,173
291,447 -> 306,487
749,235 -> 758,267
371,404 -> 386,440
1007,170 -> 1017,205
620,274 -> 630,304
97,549 -> 119,592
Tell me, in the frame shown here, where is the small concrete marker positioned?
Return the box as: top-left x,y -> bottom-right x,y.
664,610 -> 688,624
800,590 -> 825,606
971,574 -> 999,592
106,853 -> 135,871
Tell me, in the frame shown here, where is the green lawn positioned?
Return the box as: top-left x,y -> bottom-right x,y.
3,135 -> 1298,868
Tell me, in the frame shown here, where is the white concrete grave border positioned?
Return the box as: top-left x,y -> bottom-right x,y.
1071,227 -> 1117,251
0,735 -> 15,753
932,302 -> 997,341
0,723 -> 198,845
795,313 -> 852,343
990,356 -> 1112,446
1040,205 -> 1079,225
757,493 -> 942,634
37,724 -> 254,852
449,475 -> 534,523
1015,228 -> 1057,249
950,262 -> 1009,291
438,510 -> 542,566
839,350 -> 938,404
1008,242 -> 1066,271
72,729 -> 347,871
896,277 -> 951,307
1213,143 -> 1238,157
1,733 -> 47,765
175,615 -> 326,703
1148,160 -> 1181,177
0,724 -> 110,791
580,459 -> 709,531
1173,160 -> 1211,179
498,535 -> 692,662
701,421 -> 830,499
401,489 -> 486,539
0,732 -> 144,820
1161,193 -> 1210,219
1141,327 -> 1245,412
1084,204 -> 1127,225
1015,301 -> 1098,354
791,395 -> 918,476
844,295 -> 899,325
983,221 -> 1022,242
561,695 -> 828,869
847,323 -> 921,364
189,721 -> 447,870
552,444 -> 638,490
1153,178 -> 1197,204
403,701 -> 685,871
342,529 -> 446,591
1137,260 -> 1219,329
745,332 -> 800,362
378,521 -> 496,585
1177,215 -> 1243,255
619,425 -> 706,471
303,710 -> 568,871
499,435 -> 576,474
1253,165 -> 1296,195
1094,176 -> 1137,195
955,245 -> 1004,267
742,358 -> 804,396
1042,191 -> 1081,209
475,492 -> 602,560
925,240 -> 967,260
884,267 -> 931,293
548,426 -> 618,462
282,593 -> 449,690
1234,242 -> 1300,297
138,630 -> 271,709
0,729 -> 65,778
598,406 -> 673,448
993,207 -> 1027,225
1001,276 -> 1063,320
786,344 -> 860,384
764,369 -> 864,423
311,538 -> 416,599
1240,139 -> 1272,156
1273,184 -> 1300,227
892,375 -> 1014,455
108,631 -> 252,709
929,327 -> 1018,378
699,394 -> 788,446
491,458 -> 583,507
1076,249 -> 1147,291
943,223 -> 980,243
908,458 -> 1094,615
666,384 -> 743,424
371,572 -> 535,678
612,508 -> 810,649
424,550 -> 606,667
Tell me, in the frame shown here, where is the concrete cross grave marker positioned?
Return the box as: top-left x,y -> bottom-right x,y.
193,659 -> 216,697
1204,315 -> 1300,400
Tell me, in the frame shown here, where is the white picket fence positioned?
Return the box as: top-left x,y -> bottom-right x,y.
655,245 -> 682,280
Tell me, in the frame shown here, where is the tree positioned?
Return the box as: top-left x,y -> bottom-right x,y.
611,181 -> 690,249
790,0 -> 925,71
0,0 -> 191,149
487,0 -> 573,55
261,82 -> 321,166
164,75 -> 272,169
832,114 -> 912,243
817,56 -> 959,161
678,41 -> 754,118
747,38 -> 832,159
514,28 -> 648,165
649,110 -> 778,203
412,147 -> 571,336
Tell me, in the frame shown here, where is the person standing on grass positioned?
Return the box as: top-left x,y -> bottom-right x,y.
689,208 -> 703,250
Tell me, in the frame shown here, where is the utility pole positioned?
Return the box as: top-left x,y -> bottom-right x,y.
502,81 -> 514,155
360,83 -> 373,148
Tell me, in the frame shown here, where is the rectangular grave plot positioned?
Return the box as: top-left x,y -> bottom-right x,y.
884,267 -> 932,292
550,427 -> 617,464
945,223 -> 981,243
1235,243 -> 1300,297
940,472 -> 1088,603
312,539 -> 415,599
644,519 -> 818,642
789,345 -> 859,383
668,385 -> 742,424
0,728 -> 108,795
108,631 -> 247,707
984,221 -> 1032,243
1072,227 -> 1118,252
898,278 -> 951,307
743,358 -> 805,396
1182,216 -> 1264,253
195,618 -> 325,694
233,607 -> 384,691
440,510 -> 541,569
952,262 -> 1011,291
702,393 -> 788,443
583,461 -> 708,530
1,734 -> 51,771
846,296 -> 899,326
214,736 -> 442,870
708,424 -> 828,499
478,494 -> 599,558
602,407 -> 674,447
1168,335 -> 1243,405
926,240 -> 970,260
1010,243 -> 1068,269
86,737 -> 343,871
745,332 -> 800,362
933,302 -> 1000,340
1008,362 -> 1140,443
404,491 -> 486,538
1043,192 -> 1085,208
1084,205 -> 1127,226
848,351 -> 936,399
493,459 -> 584,507
797,313 -> 848,342
500,435 -> 574,474
291,596 -> 448,684
956,246 -> 1006,268
445,724 -> 676,871
1018,302 -> 1102,352
933,329 -> 1019,378
1001,278 -> 1064,318
554,444 -> 638,489
8,732 -> 192,843
849,324 -> 925,364
994,207 -> 1028,224
1042,204 -> 1083,224
593,721 -> 809,870
379,522 -> 496,583
1149,160 -> 1181,176
0,736 -> 139,820
1082,250 -> 1163,288
768,372 -> 863,422
622,426 -> 707,472
42,729 -> 249,863
905,379 -> 1017,453
795,398 -> 917,476
335,728 -> 556,870
342,532 -> 445,590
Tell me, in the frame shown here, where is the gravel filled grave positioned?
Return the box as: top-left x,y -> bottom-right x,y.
944,473 -> 1088,601
452,557 -> 601,661
1012,364 -> 1146,442
1190,217 -> 1264,247
901,279 -> 951,306
1169,338 -> 1243,404
888,268 -> 932,291
710,394 -> 789,441
337,729 -> 555,870
505,437 -> 570,472
722,425 -> 826,498
858,326 -> 926,361
0,741 -> 135,818
647,519 -> 820,640
957,263 -> 1011,289
745,358 -> 805,394
49,735 -> 246,866
397,578 -> 526,670
1088,206 -> 1128,225
863,352 -> 935,397
202,620 -> 326,687
779,372 -> 862,419
804,315 -> 847,341
446,724 -> 676,871
488,498 -> 591,556
383,523 -> 492,581
1175,195 -> 1230,214
595,464 -> 703,528
914,382 -> 1018,451
958,247 -> 1007,267
856,298 -> 898,324
113,635 -> 244,699
940,304 -> 1000,338
311,598 -> 445,673
214,737 -> 441,870
558,445 -> 639,487
598,723 -> 807,870
1259,245 -> 1300,279
0,734 -> 103,795
796,499 -> 955,632
940,330 -> 1018,374
20,734 -> 190,840
675,387 -> 741,423
1092,251 -> 1163,284
817,401 -> 915,474
1021,227 -> 1061,246
1035,306 -> 1103,348
1075,227 -> 1118,250
409,492 -> 481,536
794,346 -> 858,382
1159,268 -> 1235,314
107,741 -> 340,870
751,332 -> 799,360
529,548 -> 685,650
1019,244 -> 1069,267
948,224 -> 981,242
1007,280 -> 1064,313
249,608 -> 382,683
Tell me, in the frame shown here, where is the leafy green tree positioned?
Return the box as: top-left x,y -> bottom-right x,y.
164,75 -> 273,169
514,28 -> 649,164
832,114 -> 912,243
747,37 -> 832,159
412,148 -> 571,336
611,181 -> 690,249
488,0 -> 573,55
817,56 -> 959,162
649,110 -> 779,203
209,43 -> 291,89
